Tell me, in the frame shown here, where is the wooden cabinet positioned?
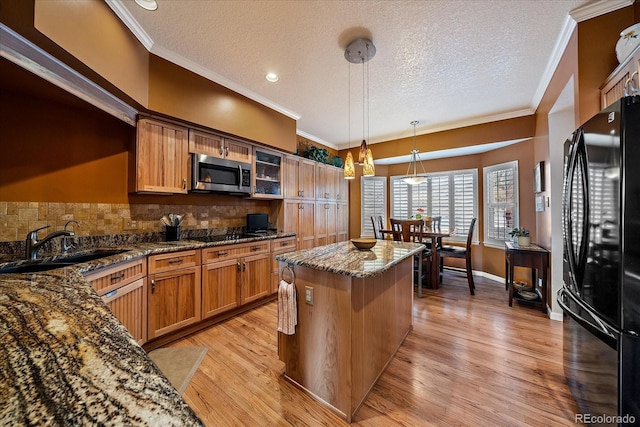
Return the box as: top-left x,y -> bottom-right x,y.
201,241 -> 271,318
147,250 -> 201,339
601,44 -> 640,109
253,147 -> 283,199
135,118 -> 189,194
283,155 -> 315,199
240,251 -> 271,305
337,201 -> 349,242
315,163 -> 345,201
84,258 -> 147,345
281,199 -> 316,250
336,168 -> 349,202
270,236 -> 297,294
201,258 -> 239,318
280,157 -> 349,249
314,202 -> 338,246
188,129 -> 252,163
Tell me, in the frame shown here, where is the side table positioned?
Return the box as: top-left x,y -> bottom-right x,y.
505,241 -> 549,314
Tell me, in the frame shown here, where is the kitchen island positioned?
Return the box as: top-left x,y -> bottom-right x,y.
275,240 -> 424,422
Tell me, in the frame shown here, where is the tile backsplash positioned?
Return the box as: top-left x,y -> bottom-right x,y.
0,201 -> 272,242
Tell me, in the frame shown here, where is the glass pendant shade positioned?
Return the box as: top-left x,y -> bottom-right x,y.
403,121 -> 426,185
362,148 -> 375,176
344,151 -> 356,179
358,140 -> 368,163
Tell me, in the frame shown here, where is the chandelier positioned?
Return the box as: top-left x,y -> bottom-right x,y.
403,121 -> 427,185
344,37 -> 375,179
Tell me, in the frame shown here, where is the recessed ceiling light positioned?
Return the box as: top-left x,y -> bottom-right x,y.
265,72 -> 279,83
135,0 -> 158,11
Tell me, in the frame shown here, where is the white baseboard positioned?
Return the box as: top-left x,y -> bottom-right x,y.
443,267 -> 562,321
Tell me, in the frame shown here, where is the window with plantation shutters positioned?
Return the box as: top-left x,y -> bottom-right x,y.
483,161 -> 518,247
390,169 -> 478,243
452,173 -> 475,238
430,174 -> 450,230
361,176 -> 387,237
390,178 -> 409,220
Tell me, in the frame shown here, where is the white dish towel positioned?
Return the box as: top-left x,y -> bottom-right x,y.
277,279 -> 297,335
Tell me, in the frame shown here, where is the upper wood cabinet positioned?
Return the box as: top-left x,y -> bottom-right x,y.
135,118 -> 189,194
252,147 -> 283,199
601,45 -> 640,109
283,155 -> 315,199
188,129 -> 252,163
315,164 -> 346,201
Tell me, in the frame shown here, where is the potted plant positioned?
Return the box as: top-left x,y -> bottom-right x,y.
509,227 -> 531,246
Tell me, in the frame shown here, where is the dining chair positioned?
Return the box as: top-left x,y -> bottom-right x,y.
390,219 -> 431,288
439,217 -> 477,295
371,216 -> 384,240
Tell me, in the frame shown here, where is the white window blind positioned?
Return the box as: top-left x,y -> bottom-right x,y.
390,178 -> 410,220
452,173 -> 475,237
361,176 -> 387,237
483,161 -> 518,247
390,169 -> 478,242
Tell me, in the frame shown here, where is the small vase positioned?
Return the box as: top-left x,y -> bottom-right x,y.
518,236 -> 531,246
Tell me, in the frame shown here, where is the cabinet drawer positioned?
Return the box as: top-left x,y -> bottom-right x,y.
271,237 -> 296,251
84,258 -> 146,296
148,250 -> 201,274
202,241 -> 270,264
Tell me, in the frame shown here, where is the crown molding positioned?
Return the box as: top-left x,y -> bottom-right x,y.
0,24 -> 138,126
530,0 -> 633,116
295,130 -> 336,149
570,0 -> 633,23
151,45 -> 301,121
105,0 -> 154,50
105,0 -> 301,121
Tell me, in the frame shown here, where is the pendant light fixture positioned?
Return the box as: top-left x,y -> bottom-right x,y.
403,121 -> 427,185
344,54 -> 355,180
344,37 -> 375,177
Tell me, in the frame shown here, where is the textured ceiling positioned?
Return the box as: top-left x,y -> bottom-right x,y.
110,0 -> 604,155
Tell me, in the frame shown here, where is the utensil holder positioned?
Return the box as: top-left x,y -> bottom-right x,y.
165,225 -> 181,242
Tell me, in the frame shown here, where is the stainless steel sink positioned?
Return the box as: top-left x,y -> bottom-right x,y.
0,249 -> 129,274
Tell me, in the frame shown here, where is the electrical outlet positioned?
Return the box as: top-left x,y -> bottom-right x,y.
305,286 -> 313,305
123,219 -> 138,230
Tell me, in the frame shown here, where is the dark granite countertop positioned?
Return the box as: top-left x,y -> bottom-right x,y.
0,232 -> 294,425
275,240 -> 425,278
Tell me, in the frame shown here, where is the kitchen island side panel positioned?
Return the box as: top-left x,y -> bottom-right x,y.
278,256 -> 414,421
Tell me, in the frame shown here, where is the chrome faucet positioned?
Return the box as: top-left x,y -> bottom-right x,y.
62,220 -> 80,252
25,225 -> 75,260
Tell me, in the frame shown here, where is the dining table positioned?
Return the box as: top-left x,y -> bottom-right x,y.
380,227 -> 452,292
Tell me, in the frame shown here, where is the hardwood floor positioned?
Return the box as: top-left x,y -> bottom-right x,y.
168,272 -> 580,426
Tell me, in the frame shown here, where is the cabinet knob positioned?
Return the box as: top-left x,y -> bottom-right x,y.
151,279 -> 155,294
225,146 -> 229,157
219,146 -> 224,156
183,178 -> 187,190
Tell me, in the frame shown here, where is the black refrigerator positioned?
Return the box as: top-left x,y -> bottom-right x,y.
559,96 -> 640,425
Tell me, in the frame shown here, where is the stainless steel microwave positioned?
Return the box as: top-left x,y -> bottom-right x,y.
189,153 -> 251,194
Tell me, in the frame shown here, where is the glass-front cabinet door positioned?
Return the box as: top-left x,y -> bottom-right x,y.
253,147 -> 283,199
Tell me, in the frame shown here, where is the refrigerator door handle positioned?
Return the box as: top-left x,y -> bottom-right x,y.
557,288 -> 617,346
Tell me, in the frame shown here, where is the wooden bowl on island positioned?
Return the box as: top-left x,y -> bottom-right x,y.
351,238 -> 377,250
